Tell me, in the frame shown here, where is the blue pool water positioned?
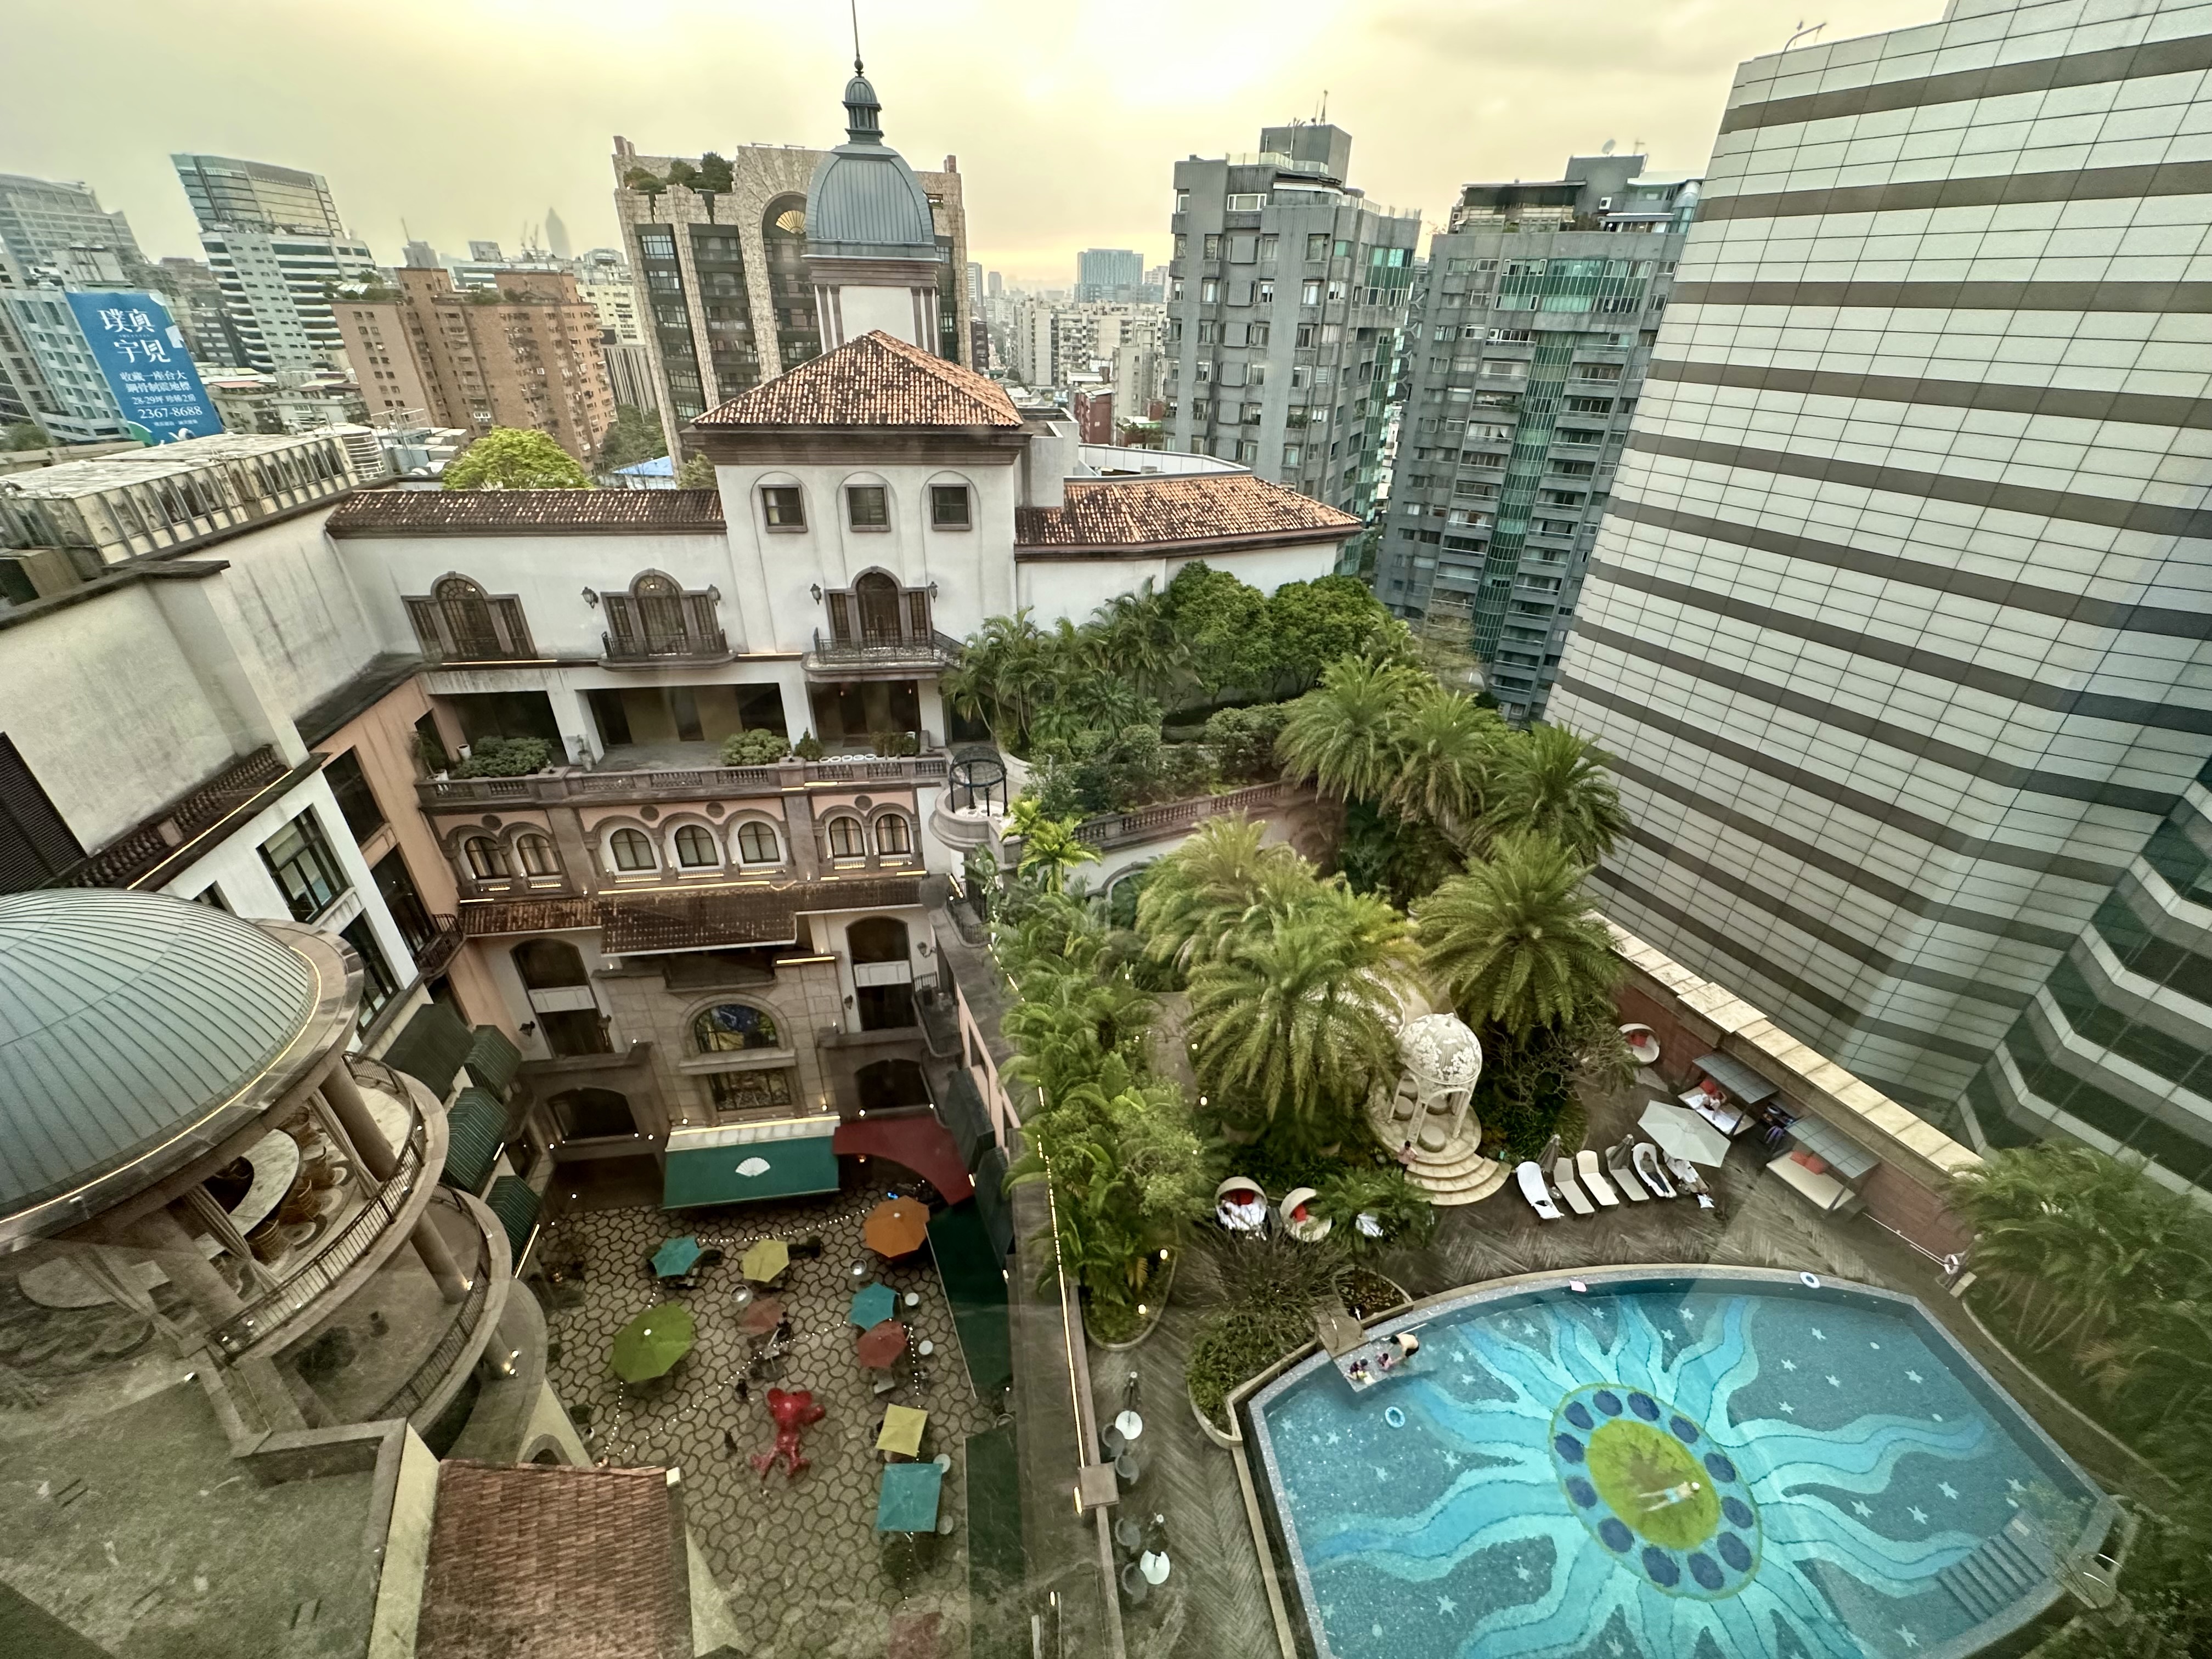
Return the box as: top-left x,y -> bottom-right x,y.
1246,1270 -> 2105,1659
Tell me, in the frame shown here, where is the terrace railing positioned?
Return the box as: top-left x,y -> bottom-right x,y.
1072,781 -> 1284,850
375,1194 -> 495,1422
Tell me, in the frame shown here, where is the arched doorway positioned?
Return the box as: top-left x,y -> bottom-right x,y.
512,939 -> 610,1057
854,570 -> 901,644
545,1087 -> 635,1139
847,916 -> 915,1031
435,575 -> 499,658
856,1058 -> 931,1113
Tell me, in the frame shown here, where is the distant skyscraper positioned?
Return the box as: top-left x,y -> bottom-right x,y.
545,207 -> 574,259
1167,123 -> 1418,515
966,261 -> 984,311
1374,154 -> 1697,720
1076,247 -> 1142,300
987,269 -> 1002,298
0,174 -> 146,279
171,154 -> 376,372
1551,0 -> 2212,1190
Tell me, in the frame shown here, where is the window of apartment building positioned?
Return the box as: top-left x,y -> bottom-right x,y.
1255,281 -> 1274,306
609,827 -> 656,871
464,836 -> 510,879
323,749 -> 383,842
340,913 -> 398,1031
1249,363 -> 1268,387
931,485 -> 971,528
1226,194 -> 1266,212
1250,320 -> 1271,346
736,821 -> 781,864
1327,280 -> 1347,302
1301,280 -> 1322,305
1201,280 -> 1220,303
1203,234 -> 1222,259
517,833 -> 559,877
1302,233 -> 1325,261
1173,234 -> 1187,257
1574,362 -> 1624,381
1194,360 -> 1213,382
847,484 -> 889,529
1260,234 -> 1278,261
674,825 -> 718,868
639,232 -> 676,258
1282,443 -> 1302,466
1480,360 -> 1523,378
1189,399 -> 1209,420
827,816 -> 865,858
1197,321 -> 1217,344
260,810 -> 347,922
760,486 -> 805,529
1564,396 -> 1613,414
878,814 -> 912,856
1175,190 -> 1189,213
1237,440 -> 1260,463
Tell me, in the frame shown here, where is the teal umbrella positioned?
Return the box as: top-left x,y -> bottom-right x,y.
876,1461 -> 943,1533
611,1302 -> 696,1381
849,1282 -> 898,1328
652,1235 -> 704,1277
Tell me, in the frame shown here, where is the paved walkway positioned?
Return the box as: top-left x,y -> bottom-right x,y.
541,1184 -> 997,1657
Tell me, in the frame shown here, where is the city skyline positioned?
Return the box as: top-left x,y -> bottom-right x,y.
3,0 -> 1939,286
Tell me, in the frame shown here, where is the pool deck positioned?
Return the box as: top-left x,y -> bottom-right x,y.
1085,1074 -> 2139,1659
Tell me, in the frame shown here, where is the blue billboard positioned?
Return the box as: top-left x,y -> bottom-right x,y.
63,290 -> 223,443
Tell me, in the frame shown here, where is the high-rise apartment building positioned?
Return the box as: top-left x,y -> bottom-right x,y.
1166,123 -> 1419,515
0,173 -> 146,279
1076,247 -> 1143,300
610,73 -> 970,454
172,154 -> 377,373
1374,156 -> 1697,720
1551,0 -> 2212,1189
150,255 -> 246,369
987,269 -> 1002,298
545,206 -> 574,259
332,267 -> 613,459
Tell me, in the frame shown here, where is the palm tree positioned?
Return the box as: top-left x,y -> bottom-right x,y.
1480,723 -> 1630,864
1387,684 -> 1506,837
1415,833 -> 1619,1037
1133,815 -> 1310,969
1275,656 -> 1425,802
1008,797 -> 1102,893
1183,880 -> 1411,1128
1087,580 -> 1183,702
945,611 -> 1050,747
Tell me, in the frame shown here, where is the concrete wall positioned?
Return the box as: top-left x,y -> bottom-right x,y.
1014,537 -> 1341,622
210,503 -> 380,717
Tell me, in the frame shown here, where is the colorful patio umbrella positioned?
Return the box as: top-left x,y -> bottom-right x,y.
740,1293 -> 783,1336
849,1280 -> 898,1328
856,1318 -> 909,1369
610,1301 -> 696,1381
864,1197 -> 930,1259
877,1403 -> 928,1457
651,1235 -> 703,1277
740,1238 -> 791,1283
876,1460 -> 943,1533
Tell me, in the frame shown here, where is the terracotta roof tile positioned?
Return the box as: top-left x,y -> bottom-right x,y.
415,1462 -> 686,1659
326,489 -> 724,536
458,876 -> 923,952
697,330 -> 1021,428
1015,473 -> 1361,552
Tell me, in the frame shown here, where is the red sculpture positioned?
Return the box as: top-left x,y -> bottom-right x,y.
751,1386 -> 826,1482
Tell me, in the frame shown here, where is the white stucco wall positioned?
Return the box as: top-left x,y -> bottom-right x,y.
1015,537 -> 1344,622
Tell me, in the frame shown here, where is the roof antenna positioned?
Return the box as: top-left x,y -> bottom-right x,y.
1319,88 -> 1329,122
851,0 -> 864,72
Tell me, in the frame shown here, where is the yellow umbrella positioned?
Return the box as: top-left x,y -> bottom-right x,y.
877,1404 -> 928,1459
740,1238 -> 790,1283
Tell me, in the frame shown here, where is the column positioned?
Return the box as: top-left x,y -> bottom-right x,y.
321,1065 -> 469,1302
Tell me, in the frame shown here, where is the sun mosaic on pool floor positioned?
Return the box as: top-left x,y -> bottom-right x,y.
1249,1274 -> 2106,1659
537,1187 -> 998,1655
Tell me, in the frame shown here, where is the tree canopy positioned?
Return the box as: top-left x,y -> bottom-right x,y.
442,427 -> 591,490
595,405 -> 667,473
1415,832 -> 1621,1037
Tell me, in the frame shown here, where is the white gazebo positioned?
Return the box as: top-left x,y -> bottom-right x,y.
1397,1013 -> 1482,1149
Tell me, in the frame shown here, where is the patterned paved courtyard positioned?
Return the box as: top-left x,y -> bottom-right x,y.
540,1183 -> 998,1657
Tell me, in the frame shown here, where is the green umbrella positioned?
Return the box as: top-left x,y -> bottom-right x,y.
611,1301 -> 696,1381
652,1235 -> 703,1277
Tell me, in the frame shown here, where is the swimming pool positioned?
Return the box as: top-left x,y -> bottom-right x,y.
1246,1268 -> 2107,1659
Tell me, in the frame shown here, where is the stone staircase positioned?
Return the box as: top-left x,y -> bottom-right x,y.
1938,1516 -> 2054,1624
1368,1080 -> 1508,1206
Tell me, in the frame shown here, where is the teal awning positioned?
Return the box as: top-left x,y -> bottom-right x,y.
662,1125 -> 838,1209
441,1087 -> 507,1194
464,1026 -> 522,1097
484,1175 -> 539,1261
381,1003 -> 472,1096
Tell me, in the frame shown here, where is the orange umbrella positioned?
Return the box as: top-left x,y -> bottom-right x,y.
864,1197 -> 930,1259
856,1318 -> 908,1369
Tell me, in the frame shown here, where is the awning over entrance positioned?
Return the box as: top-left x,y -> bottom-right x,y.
833,1113 -> 974,1202
663,1116 -> 840,1207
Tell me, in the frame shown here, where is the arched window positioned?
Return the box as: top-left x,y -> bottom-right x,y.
434,575 -> 499,658
633,571 -> 687,655
875,813 -> 911,856
608,827 -> 656,870
673,825 -> 718,867
693,1002 -> 780,1053
736,821 -> 781,864
853,569 -> 901,643
848,916 -> 910,964
465,836 -> 510,878
517,833 -> 558,876
826,815 -> 865,859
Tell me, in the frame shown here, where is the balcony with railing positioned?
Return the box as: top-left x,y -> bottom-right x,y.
804,575 -> 960,676
597,580 -> 730,665
416,751 -> 949,810
55,745 -> 297,889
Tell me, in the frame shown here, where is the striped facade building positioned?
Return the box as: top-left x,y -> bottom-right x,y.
1551,0 -> 2212,1190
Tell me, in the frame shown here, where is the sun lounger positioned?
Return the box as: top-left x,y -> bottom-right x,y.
1515,1161 -> 1563,1221
1575,1149 -> 1621,1207
1605,1143 -> 1650,1201
1551,1158 -> 1595,1216
1633,1142 -> 1677,1198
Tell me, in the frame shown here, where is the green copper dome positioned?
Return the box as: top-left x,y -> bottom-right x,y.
0,888 -> 320,1226
804,65 -> 943,262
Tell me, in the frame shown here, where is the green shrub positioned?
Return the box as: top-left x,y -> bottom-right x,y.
1312,1164 -> 1437,1255
719,729 -> 788,766
793,734 -> 826,760
1189,1304 -> 1311,1429
871,730 -> 921,757
1204,702 -> 1289,782
450,736 -> 551,778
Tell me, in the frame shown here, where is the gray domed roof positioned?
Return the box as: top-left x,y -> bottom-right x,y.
0,889 -> 320,1226
804,66 -> 944,262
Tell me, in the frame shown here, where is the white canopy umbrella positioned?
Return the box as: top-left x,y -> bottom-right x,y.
1638,1099 -> 1734,1167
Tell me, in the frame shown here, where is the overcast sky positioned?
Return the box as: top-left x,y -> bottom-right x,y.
5,0 -> 1938,286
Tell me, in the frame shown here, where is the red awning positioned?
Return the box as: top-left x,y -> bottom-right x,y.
833,1114 -> 974,1202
